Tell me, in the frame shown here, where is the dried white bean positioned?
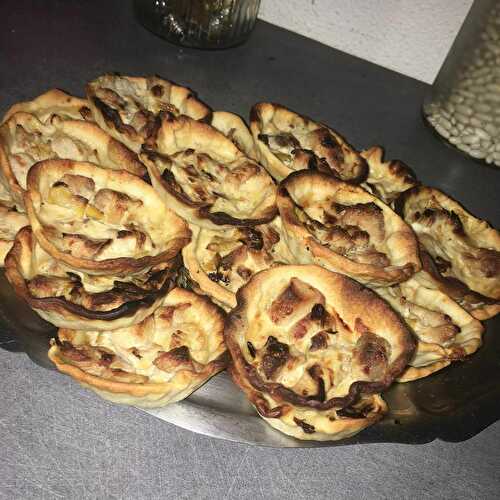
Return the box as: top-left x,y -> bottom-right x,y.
468,149 -> 487,159
435,125 -> 450,139
439,117 -> 453,130
484,123 -> 498,135
449,94 -> 464,104
485,92 -> 500,103
454,113 -> 470,124
461,134 -> 480,145
455,104 -> 474,115
474,102 -> 491,113
487,82 -> 500,93
470,117 -> 483,127
474,128 -> 491,140
476,112 -> 494,123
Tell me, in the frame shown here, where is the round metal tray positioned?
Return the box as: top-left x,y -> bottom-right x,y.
1,271 -> 499,447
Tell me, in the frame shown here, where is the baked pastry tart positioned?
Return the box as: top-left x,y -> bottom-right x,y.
376,278 -> 483,382
5,226 -> 178,330
250,102 -> 368,183
360,146 -> 418,205
211,111 -> 258,160
2,89 -> 90,124
86,74 -> 211,152
414,250 -> 500,320
182,218 -> 294,309
225,265 -> 415,441
24,159 -> 190,276
397,186 -> 500,310
141,114 -> 277,229
277,171 -> 421,286
0,112 -> 147,209
48,287 -> 227,407
0,202 -> 28,266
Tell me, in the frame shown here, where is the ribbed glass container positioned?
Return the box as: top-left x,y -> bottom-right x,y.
134,0 -> 261,49
423,0 -> 500,167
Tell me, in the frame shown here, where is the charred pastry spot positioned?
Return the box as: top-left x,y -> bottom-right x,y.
307,364 -> 326,402
257,133 -> 270,146
99,351 -> 114,366
92,96 -> 129,133
247,341 -> 256,358
261,336 -> 289,379
237,266 -> 252,280
161,168 -> 176,184
337,404 -> 373,419
208,272 -> 230,284
310,303 -> 326,323
293,417 -> 315,434
150,84 -> 164,97
434,256 -> 451,274
310,331 -> 329,351
239,227 -> 264,251
141,171 -> 152,185
131,348 -> 142,359
79,106 -> 92,120
117,230 -> 133,239
143,114 -> 162,142
52,181 -> 69,189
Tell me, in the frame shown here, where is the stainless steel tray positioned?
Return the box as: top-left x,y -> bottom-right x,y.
1,270 -> 499,447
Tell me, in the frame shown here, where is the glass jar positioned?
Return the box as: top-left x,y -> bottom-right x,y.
423,0 -> 500,167
134,0 -> 261,49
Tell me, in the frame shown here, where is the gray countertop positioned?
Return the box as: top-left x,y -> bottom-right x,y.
1,1 -> 499,498
2,349 -> 500,499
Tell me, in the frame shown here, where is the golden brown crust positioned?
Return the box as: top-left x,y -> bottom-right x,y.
375,277 -> 483,382
0,112 -> 147,210
229,364 -> 387,441
250,102 -> 368,183
2,89 -> 90,124
5,226 -> 179,330
142,114 -> 277,229
277,170 -> 421,286
211,111 -> 259,160
24,159 -> 191,275
413,250 -> 500,320
360,146 -> 418,205
0,202 -> 29,266
48,288 -> 227,407
225,265 -> 415,440
398,186 -> 500,301
182,217 -> 294,309
86,74 -> 211,152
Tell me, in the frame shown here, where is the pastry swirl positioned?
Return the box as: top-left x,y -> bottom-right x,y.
5,226 -> 178,330
86,74 -> 211,152
397,186 -> 500,312
2,88 -> 90,124
24,159 -> 190,275
250,102 -> 368,183
225,265 -> 415,440
48,288 -> 227,407
0,112 -> 146,209
142,114 -> 277,229
376,278 -> 483,381
277,170 -> 421,286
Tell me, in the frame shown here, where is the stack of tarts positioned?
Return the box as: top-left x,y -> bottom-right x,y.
1,76 -> 498,443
